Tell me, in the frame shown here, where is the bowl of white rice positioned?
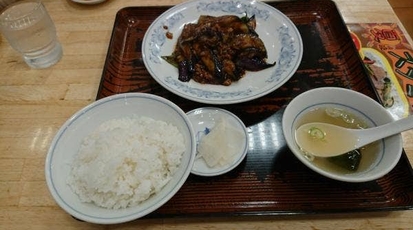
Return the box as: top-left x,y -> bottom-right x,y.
45,93 -> 196,224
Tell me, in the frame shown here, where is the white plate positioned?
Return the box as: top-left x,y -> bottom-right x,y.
142,0 -> 303,104
45,93 -> 196,224
71,0 -> 106,5
187,107 -> 248,176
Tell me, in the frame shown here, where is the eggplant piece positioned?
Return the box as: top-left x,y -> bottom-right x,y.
211,50 -> 224,80
198,15 -> 252,35
177,54 -> 197,82
178,60 -> 191,82
236,56 -> 276,71
163,54 -> 195,82
192,46 -> 227,84
163,48 -> 196,82
194,45 -> 237,84
236,47 -> 276,71
231,34 -> 276,71
192,43 -> 214,73
232,34 -> 268,56
222,59 -> 240,81
177,23 -> 199,43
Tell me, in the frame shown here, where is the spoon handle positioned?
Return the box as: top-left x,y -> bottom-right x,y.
356,115 -> 413,148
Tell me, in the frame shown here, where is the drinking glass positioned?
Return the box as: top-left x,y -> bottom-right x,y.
0,0 -> 62,68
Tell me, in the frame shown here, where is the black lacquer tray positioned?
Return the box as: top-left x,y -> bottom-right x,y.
97,0 -> 413,217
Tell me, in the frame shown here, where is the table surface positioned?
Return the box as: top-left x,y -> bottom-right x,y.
1,0 -> 413,229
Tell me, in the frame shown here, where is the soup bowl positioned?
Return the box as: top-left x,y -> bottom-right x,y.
282,87 -> 403,183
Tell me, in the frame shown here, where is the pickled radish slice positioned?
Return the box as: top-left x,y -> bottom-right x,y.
198,118 -> 244,168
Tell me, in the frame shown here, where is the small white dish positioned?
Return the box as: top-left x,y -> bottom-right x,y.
187,107 -> 248,176
71,0 -> 106,5
142,0 -> 303,104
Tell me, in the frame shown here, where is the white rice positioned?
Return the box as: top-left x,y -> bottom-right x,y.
67,115 -> 185,209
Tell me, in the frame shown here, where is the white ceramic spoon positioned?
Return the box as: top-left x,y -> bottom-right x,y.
295,115 -> 413,157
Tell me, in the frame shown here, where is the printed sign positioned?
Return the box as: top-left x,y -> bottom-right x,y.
348,23 -> 413,119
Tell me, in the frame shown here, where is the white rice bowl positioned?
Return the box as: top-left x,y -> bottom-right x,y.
45,93 -> 196,224
67,116 -> 186,209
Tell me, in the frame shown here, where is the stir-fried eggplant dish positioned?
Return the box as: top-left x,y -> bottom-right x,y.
162,14 -> 276,86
